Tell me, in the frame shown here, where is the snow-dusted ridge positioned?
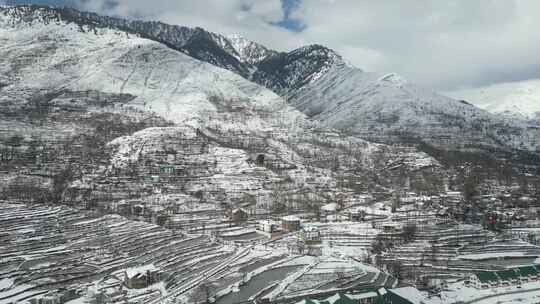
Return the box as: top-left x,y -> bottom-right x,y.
0,6 -> 301,132
284,60 -> 540,152
446,79 -> 540,121
223,33 -> 277,65
0,5 -> 256,77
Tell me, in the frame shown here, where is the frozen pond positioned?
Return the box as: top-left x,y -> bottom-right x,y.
216,265 -> 301,304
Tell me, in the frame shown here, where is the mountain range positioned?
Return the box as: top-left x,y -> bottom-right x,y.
9,5 -> 536,155
0,4 -> 538,207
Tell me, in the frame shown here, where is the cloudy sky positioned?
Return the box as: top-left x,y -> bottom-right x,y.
3,0 -> 540,91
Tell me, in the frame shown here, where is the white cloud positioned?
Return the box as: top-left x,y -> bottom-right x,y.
73,0 -> 304,54
290,0 -> 540,90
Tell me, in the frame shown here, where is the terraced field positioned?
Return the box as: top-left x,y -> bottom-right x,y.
0,203 -> 398,304
0,203 -> 241,303
380,221 -> 540,283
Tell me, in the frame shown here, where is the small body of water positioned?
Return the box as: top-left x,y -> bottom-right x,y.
216,266 -> 300,304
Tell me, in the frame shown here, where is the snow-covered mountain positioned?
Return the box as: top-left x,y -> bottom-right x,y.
30,4 -> 533,156
284,62 -> 540,153
0,5 -> 446,206
252,44 -> 344,94
6,5 -> 534,157
0,6 -> 540,197
0,5 -> 301,130
0,5 -> 257,77
246,44 -> 539,154
446,79 -> 540,121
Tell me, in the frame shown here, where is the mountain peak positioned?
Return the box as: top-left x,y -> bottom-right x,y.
219,33 -> 276,65
290,44 -> 342,63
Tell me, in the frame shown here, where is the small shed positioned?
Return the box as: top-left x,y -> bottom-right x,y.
230,208 -> 249,224
115,201 -> 131,216
282,215 -> 301,232
321,293 -> 357,304
155,213 -> 169,227
124,264 -> 160,289
321,203 -> 338,214
257,220 -> 278,233
382,222 -> 402,233
300,225 -> 321,244
349,207 -> 366,221
132,204 -> 145,216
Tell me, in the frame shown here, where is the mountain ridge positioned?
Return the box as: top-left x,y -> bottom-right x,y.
1,4 -> 539,174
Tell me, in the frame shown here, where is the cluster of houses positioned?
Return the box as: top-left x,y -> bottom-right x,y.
255,215 -> 323,245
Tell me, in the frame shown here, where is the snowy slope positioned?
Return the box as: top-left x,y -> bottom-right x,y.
284,60 -> 540,152
446,79 -> 540,120
0,5 -> 302,133
251,44 -> 344,94
0,5 -> 447,204
6,5 -> 531,156
215,34 -> 277,65
227,34 -> 276,64
0,5 -> 255,77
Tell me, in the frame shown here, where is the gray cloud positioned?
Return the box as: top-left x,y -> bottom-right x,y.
4,0 -> 540,90
291,0 -> 540,90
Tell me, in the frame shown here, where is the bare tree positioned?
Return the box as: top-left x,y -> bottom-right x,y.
387,261 -> 404,280
334,266 -> 347,280
401,223 -> 417,242
52,165 -> 75,203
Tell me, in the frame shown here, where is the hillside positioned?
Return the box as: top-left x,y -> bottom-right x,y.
283,62 -> 540,153
0,5 -> 443,208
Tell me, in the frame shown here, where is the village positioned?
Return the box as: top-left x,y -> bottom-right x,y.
1,172 -> 540,304
0,70 -> 539,304
2,111 -> 540,304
